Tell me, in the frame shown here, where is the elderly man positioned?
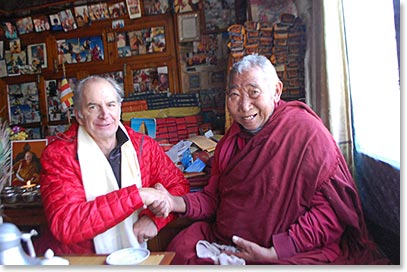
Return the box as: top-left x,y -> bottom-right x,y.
152,54 -> 389,264
38,76 -> 189,254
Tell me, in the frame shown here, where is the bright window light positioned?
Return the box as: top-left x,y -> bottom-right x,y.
342,0 -> 400,169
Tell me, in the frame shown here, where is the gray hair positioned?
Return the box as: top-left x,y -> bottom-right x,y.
229,54 -> 280,83
73,75 -> 124,112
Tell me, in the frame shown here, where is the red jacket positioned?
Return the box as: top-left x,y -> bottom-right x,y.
37,123 -> 189,254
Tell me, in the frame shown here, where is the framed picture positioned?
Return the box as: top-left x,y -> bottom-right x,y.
143,0 -> 169,15
74,5 -> 92,27
57,35 -> 104,64
126,0 -> 142,19
108,1 -> 127,18
10,139 -> 48,186
0,59 -> 7,77
2,22 -> 18,39
0,41 -> 3,59
27,43 -> 47,69
8,82 -> 41,125
49,13 -> 63,31
15,16 -> 34,35
9,39 -> 21,54
112,19 -> 125,29
58,9 -> 77,32
188,73 -> 201,89
131,65 -> 168,94
178,12 -> 200,42
203,0 -> 236,32
33,15 -> 50,32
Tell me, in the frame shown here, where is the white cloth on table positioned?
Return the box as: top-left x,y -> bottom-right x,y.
196,240 -> 246,265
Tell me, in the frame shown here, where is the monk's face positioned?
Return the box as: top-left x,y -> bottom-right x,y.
227,67 -> 283,131
75,78 -> 121,146
24,152 -> 33,165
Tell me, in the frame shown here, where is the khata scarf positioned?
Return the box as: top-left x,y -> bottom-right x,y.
77,122 -> 145,254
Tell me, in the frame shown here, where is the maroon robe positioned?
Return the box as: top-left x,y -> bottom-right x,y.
167,101 -> 389,265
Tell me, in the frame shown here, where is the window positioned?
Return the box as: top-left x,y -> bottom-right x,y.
342,0 -> 400,169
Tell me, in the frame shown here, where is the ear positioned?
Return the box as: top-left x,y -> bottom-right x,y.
74,109 -> 84,125
274,81 -> 283,102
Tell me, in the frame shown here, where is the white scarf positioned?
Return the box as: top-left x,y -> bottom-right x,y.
77,123 -> 146,254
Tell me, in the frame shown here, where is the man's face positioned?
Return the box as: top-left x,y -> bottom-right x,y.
227,67 -> 282,131
75,79 -> 121,144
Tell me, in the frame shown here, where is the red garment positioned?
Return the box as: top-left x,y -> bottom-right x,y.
168,101 -> 389,264
36,123 -> 189,255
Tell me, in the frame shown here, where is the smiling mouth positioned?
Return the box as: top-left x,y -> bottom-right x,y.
242,114 -> 257,120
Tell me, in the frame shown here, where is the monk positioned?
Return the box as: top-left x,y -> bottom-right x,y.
150,54 -> 390,264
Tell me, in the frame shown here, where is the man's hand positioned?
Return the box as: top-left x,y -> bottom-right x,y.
147,183 -> 172,217
224,235 -> 278,263
138,184 -> 172,217
133,215 -> 158,244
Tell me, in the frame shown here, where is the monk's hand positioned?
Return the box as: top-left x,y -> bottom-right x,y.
133,215 -> 158,244
138,184 -> 172,216
224,235 -> 278,263
141,183 -> 172,218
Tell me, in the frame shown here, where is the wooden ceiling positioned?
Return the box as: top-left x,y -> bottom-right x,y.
0,0 -> 101,20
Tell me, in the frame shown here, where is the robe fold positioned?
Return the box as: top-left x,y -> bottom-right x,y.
168,101 -> 389,265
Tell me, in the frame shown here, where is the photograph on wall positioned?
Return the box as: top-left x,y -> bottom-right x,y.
27,43 -> 47,69
49,13 -> 63,31
74,5 -> 92,27
58,9 -> 78,32
45,79 -> 61,121
131,66 -> 168,94
33,16 -> 50,32
0,59 -> 7,77
128,29 -> 146,55
8,82 -> 41,125
89,3 -> 110,21
9,39 -> 21,54
112,19 -> 125,29
248,0 -> 297,24
0,41 -> 3,59
188,73 -> 201,89
143,0 -> 169,15
126,0 -> 142,19
109,1 -> 127,18
2,22 -> 18,39
57,36 -> 104,64
4,50 -> 26,76
174,0 -> 199,13
157,66 -> 169,92
150,27 -> 166,53
15,17 -> 34,35
10,139 -> 47,186
121,26 -> 166,57
204,0 -> 236,32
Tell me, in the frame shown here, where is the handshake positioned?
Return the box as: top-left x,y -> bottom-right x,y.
138,183 -> 181,218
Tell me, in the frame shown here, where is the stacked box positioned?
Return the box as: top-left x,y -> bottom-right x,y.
121,100 -> 148,113
258,22 -> 274,58
155,115 -> 203,144
227,24 -> 246,63
170,93 -> 200,107
271,14 -> 306,101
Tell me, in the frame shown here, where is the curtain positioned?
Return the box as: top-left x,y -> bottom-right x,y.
298,0 -> 354,172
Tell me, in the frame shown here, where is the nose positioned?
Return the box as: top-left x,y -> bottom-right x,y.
239,94 -> 252,112
98,105 -> 109,118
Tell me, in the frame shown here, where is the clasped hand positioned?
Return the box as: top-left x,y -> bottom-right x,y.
139,183 -> 172,218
